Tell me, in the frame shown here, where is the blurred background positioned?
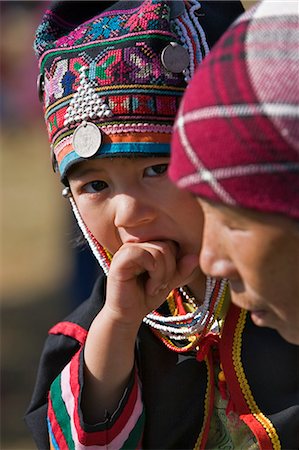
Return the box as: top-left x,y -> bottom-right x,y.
1,2 -> 100,448
1,1 -> 257,449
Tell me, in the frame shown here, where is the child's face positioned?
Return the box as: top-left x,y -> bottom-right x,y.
198,198 -> 299,345
68,156 -> 204,262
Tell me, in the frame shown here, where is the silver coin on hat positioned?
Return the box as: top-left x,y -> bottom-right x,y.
37,73 -> 45,102
73,121 -> 102,158
161,42 -> 190,74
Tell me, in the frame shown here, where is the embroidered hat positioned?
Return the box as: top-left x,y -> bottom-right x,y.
169,1 -> 299,221
34,0 -> 244,180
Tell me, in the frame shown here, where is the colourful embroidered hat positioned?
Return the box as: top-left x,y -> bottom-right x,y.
169,0 -> 299,221
34,0 -> 244,180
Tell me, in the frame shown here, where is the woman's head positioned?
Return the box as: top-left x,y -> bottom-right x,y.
169,0 -> 299,220
169,0 -> 299,343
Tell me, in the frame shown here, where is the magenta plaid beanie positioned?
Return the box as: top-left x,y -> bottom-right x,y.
34,0 -> 243,179
169,1 -> 299,221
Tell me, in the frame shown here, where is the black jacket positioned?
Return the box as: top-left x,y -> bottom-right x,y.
25,275 -> 299,449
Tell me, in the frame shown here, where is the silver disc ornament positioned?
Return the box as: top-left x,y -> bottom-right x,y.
72,121 -> 102,158
161,42 -> 190,73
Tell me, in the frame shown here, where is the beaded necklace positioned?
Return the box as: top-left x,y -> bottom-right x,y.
64,188 -> 227,353
146,279 -> 227,352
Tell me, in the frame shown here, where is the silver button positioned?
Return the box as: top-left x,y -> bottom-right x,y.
37,73 -> 44,102
50,144 -> 58,173
72,121 -> 102,158
161,42 -> 189,73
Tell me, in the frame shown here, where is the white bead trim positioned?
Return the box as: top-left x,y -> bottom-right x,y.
68,194 -> 110,275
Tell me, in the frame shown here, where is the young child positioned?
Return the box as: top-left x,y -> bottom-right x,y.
26,1 -> 298,449
169,0 -> 299,347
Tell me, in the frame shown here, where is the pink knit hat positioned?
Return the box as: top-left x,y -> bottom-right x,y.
169,1 -> 299,221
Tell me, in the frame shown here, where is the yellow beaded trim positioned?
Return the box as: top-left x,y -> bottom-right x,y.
215,283 -> 230,321
167,291 -> 177,315
211,283 -> 227,332
193,355 -> 212,450
159,332 -> 199,351
233,309 -> 281,450
105,248 -> 113,262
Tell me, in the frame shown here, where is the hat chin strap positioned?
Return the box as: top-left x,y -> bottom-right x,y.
62,187 -> 111,275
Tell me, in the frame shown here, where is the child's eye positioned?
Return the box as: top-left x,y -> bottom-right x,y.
83,180 -> 108,193
144,163 -> 169,177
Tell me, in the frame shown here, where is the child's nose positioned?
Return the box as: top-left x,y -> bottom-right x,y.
114,194 -> 156,229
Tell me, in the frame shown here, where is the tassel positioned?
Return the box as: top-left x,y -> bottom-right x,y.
196,333 -> 220,362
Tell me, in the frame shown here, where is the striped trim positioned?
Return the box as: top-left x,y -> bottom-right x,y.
60,142 -> 170,177
46,99 -> 71,117
232,310 -> 281,450
48,348 -> 144,448
40,31 -> 175,69
55,131 -> 171,158
48,417 -> 59,450
51,374 -> 75,448
45,84 -> 185,116
194,352 -> 215,450
221,305 -> 281,450
55,133 -> 171,167
117,411 -> 145,450
48,393 -> 70,449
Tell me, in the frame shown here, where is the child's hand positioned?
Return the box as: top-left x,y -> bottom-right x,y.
105,240 -> 198,326
83,241 -> 198,420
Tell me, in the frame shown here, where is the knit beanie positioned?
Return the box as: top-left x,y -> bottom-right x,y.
169,0 -> 299,221
34,0 -> 244,181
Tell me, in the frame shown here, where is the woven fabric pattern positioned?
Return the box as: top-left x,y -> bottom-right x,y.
35,0 -> 207,178
169,1 -> 299,220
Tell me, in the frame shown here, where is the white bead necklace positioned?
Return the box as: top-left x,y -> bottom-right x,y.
143,278 -> 227,340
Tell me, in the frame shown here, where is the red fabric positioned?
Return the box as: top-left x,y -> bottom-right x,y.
49,321 -> 88,345
69,348 -> 140,446
220,304 -> 275,449
196,333 -> 220,362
